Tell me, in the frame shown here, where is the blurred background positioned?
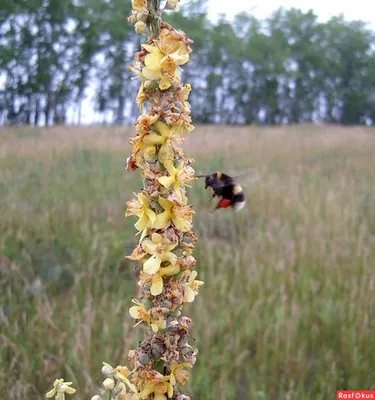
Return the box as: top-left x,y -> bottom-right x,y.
2,0 -> 375,126
1,1 -> 375,400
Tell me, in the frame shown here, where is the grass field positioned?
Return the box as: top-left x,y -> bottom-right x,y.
1,124 -> 375,400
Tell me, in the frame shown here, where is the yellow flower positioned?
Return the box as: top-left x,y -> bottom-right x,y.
142,121 -> 181,164
141,43 -> 189,90
135,21 -> 147,34
126,192 -> 156,240
150,315 -> 167,333
129,298 -> 151,325
129,299 -> 166,333
142,233 -> 178,275
140,371 -> 173,400
158,160 -> 195,200
154,196 -> 194,232
132,0 -> 148,14
46,379 -> 76,398
169,363 -> 192,386
184,271 -> 204,303
140,264 -> 181,296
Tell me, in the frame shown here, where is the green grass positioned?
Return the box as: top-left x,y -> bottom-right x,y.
1,124 -> 375,399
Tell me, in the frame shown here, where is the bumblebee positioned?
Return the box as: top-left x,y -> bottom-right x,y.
196,171 -> 246,212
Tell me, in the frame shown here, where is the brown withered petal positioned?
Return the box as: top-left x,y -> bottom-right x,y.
126,155 -> 138,172
178,317 -> 192,331
126,245 -> 146,260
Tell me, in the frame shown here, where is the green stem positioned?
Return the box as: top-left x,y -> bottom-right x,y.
147,0 -> 161,39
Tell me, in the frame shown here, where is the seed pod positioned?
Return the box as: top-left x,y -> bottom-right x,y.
151,348 -> 162,360
103,378 -> 115,390
162,299 -> 172,309
101,364 -> 113,376
181,346 -> 194,357
142,298 -> 153,310
138,353 -> 150,365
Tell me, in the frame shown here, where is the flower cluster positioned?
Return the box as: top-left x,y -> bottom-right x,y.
122,1 -> 203,399
46,379 -> 76,400
45,2 -> 202,399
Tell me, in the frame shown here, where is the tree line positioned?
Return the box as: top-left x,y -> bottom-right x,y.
1,0 -> 375,126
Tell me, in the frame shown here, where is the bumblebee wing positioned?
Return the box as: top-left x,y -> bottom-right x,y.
230,168 -> 261,187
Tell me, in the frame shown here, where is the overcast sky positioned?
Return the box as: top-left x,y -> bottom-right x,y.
76,0 -> 375,124
180,0 -> 375,28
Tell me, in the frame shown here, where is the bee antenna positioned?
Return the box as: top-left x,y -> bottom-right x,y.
195,175 -> 207,178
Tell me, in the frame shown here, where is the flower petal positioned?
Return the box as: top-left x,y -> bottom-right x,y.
143,132 -> 164,145
159,76 -> 172,90
167,382 -> 174,398
142,239 -> 158,254
135,213 -> 149,232
151,232 -> 163,243
158,196 -> 173,211
172,215 -> 191,232
62,386 -> 76,394
142,67 -> 163,80
164,160 -> 176,174
151,274 -> 163,296
154,211 -> 171,230
129,306 -> 142,319
140,383 -> 155,399
45,388 -> 57,398
158,175 -> 175,189
138,192 -> 150,205
146,208 -> 156,224
158,143 -> 174,164
170,373 -> 176,386
184,287 -> 195,303
144,145 -> 157,161
154,121 -> 171,137
145,53 -> 163,71
141,44 -> 159,53
144,255 -> 161,274
164,251 -> 178,264
139,228 -> 148,242
159,264 -> 180,276
190,270 -> 198,282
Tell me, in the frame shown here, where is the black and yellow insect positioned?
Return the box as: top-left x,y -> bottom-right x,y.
196,171 -> 247,212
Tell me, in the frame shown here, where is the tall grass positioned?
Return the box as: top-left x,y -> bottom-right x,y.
1,125 -> 375,399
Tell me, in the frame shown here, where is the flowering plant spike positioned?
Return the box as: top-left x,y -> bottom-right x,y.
46,1 -> 202,399
124,1 -> 203,399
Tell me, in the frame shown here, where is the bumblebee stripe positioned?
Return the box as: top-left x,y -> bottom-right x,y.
233,184 -> 243,195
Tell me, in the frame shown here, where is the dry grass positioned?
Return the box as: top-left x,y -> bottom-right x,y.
1,124 -> 375,400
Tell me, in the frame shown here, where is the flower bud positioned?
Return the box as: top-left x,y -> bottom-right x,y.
162,300 -> 172,309
165,0 -> 180,11
181,345 -> 194,357
135,21 -> 147,34
151,341 -> 165,354
170,309 -> 181,318
151,348 -> 162,360
138,353 -> 150,365
101,365 -> 113,376
178,335 -> 188,348
136,12 -> 147,21
91,396 -> 102,400
142,298 -> 153,310
103,378 -> 115,390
